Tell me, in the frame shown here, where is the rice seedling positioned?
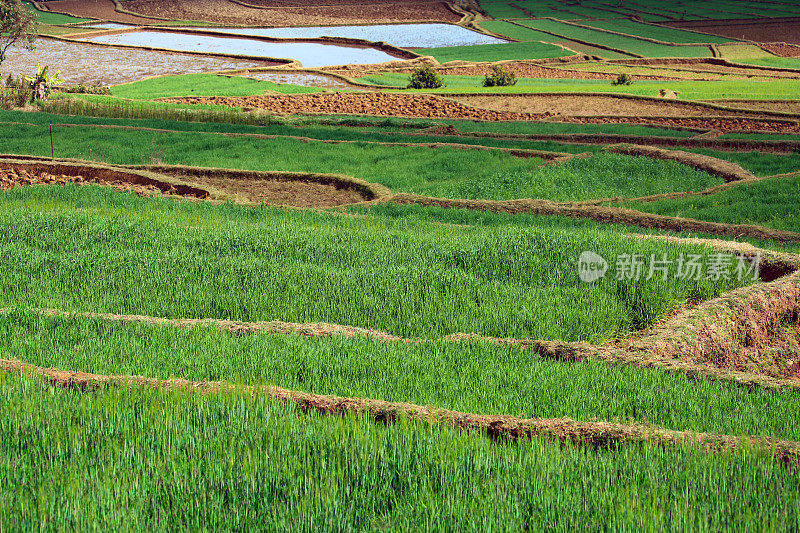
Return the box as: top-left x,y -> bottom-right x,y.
4,310 -> 800,439
0,185 -> 749,340
1,373 -> 799,531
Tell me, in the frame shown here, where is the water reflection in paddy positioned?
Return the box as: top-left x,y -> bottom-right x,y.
181,23 -> 508,48
83,31 -> 403,67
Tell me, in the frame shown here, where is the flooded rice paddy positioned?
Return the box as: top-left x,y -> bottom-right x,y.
1,38 -> 276,85
80,31 -> 403,67
179,23 -> 508,48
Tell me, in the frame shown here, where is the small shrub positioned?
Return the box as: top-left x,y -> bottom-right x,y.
407,65 -> 444,89
483,65 -> 517,87
611,73 -> 634,86
56,84 -> 112,95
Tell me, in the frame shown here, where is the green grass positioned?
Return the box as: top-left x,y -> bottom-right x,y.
717,44 -> 775,61
736,57 -> 800,70
0,118 -> 722,201
24,1 -> 90,24
452,152 -> 722,201
475,20 -> 635,59
719,133 -> 800,141
622,173 -> 800,234
5,310 -> 800,440
0,185 -> 747,341
4,373 -> 800,530
581,19 -> 737,44
686,148 -> 800,176
111,73 -> 322,99
518,19 -> 714,58
10,106 -> 700,139
411,41 -> 572,63
477,20 -> 573,42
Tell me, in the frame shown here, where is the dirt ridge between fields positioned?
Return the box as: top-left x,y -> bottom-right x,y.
1,236 -> 798,391
2,357 -> 799,463
389,194 -> 800,244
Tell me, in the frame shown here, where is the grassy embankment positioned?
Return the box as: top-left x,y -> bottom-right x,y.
3,372 -> 799,530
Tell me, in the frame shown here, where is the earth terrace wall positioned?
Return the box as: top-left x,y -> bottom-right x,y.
4,356 -> 800,463
0,157 -> 210,197
388,194 -> 800,244
503,20 -> 643,58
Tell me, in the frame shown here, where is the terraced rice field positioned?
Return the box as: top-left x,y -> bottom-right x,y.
3,0 -> 800,528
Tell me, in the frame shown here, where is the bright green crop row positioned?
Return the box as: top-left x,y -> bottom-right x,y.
0,118 -> 722,201
0,186 -> 748,341
3,373 -> 799,531
112,73 -> 322,98
4,310 -> 800,440
411,41 -> 572,63
623,173 -> 800,234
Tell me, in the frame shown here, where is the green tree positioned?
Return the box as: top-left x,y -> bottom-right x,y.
0,0 -> 37,67
407,65 -> 444,89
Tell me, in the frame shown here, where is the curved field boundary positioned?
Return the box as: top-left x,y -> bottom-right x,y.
43,34 -> 295,66
3,357 -> 800,463
0,157 -> 210,198
442,130 -> 800,154
604,143 -> 755,181
136,162 -> 394,203
0,215 -> 795,391
0,154 -> 391,205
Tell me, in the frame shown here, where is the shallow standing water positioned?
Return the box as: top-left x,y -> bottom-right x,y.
178,23 -> 508,48
1,39 -> 277,85
238,71 -> 352,88
81,31 -> 403,67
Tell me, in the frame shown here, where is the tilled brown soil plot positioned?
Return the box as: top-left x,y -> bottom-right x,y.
164,92 -> 800,133
162,92 -> 543,120
330,61 -> 674,81
667,18 -> 800,45
1,38 -> 278,86
0,157 -> 384,207
121,0 -> 460,26
0,160 -> 208,198
0,167 -> 165,196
